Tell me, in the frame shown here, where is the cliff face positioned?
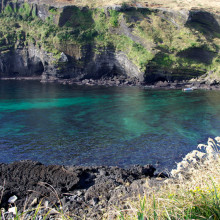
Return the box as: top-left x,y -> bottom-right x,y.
0,0 -> 219,83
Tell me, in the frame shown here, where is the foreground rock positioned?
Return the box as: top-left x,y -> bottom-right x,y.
0,161 -> 156,219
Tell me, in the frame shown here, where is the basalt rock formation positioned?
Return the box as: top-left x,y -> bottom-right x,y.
0,160 -> 156,218
0,0 -> 219,84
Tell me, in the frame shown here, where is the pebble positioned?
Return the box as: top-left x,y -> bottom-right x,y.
8,207 -> 17,215
69,195 -> 77,201
8,195 -> 17,203
76,191 -> 82,196
44,200 -> 49,208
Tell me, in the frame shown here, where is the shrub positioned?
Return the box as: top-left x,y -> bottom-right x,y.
4,5 -> 13,15
109,10 -> 119,27
18,3 -> 32,20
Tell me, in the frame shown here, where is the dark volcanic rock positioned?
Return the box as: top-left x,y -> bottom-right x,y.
0,161 -> 156,218
0,161 -> 80,208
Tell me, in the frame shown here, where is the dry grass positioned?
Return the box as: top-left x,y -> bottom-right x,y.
0,182 -> 72,220
51,0 -> 220,11
0,138 -> 219,219
109,137 -> 220,219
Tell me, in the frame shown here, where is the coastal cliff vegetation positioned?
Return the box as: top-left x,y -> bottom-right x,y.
0,0 -> 220,82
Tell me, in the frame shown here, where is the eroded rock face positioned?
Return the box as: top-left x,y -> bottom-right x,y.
0,49 -> 43,77
0,44 -> 56,78
0,43 -> 143,82
0,161 -> 156,218
84,50 -> 144,80
0,0 -> 219,84
177,47 -> 216,64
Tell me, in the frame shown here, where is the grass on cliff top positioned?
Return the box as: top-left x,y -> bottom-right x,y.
53,0 -> 220,11
1,1 -> 220,74
0,5 -> 154,71
106,137 -> 220,220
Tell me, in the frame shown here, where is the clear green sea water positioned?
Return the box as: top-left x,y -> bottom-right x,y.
0,80 -> 220,170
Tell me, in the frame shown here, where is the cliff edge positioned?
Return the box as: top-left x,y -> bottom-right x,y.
0,0 -> 220,85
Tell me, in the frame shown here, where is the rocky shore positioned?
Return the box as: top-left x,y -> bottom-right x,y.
1,76 -> 220,91
58,77 -> 220,91
0,161 -> 163,219
0,139 -> 219,219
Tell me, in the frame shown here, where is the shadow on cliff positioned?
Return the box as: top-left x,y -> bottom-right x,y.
176,46 -> 216,65
144,11 -> 220,84
58,6 -> 94,29
0,51 -> 45,77
144,51 -> 209,84
186,10 -> 220,38
176,11 -> 220,78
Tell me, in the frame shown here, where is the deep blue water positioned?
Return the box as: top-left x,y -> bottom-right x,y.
0,80 -> 220,171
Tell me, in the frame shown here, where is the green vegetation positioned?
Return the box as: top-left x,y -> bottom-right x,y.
109,10 -> 120,27
0,2 -> 219,76
118,182 -> 220,219
0,5 -> 61,58
3,5 -> 13,15
49,7 -> 59,15
124,10 -> 220,75
18,3 -> 32,18
0,5 -> 154,70
112,35 -> 154,71
62,6 -> 93,29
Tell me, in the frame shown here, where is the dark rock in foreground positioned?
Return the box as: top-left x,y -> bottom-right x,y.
0,161 -> 156,219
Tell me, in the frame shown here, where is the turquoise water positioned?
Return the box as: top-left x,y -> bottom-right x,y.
0,80 -> 220,170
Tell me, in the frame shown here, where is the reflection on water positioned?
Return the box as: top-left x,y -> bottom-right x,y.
0,81 -> 220,170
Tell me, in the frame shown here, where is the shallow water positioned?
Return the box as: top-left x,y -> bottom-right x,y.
0,80 -> 220,170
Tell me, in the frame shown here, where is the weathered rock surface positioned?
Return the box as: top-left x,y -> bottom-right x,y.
0,161 -> 156,218
0,44 -> 55,78
0,44 -> 144,83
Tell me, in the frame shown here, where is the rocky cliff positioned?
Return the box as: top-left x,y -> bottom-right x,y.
0,0 -> 220,84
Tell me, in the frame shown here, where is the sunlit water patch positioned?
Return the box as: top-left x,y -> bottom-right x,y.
0,80 -> 220,171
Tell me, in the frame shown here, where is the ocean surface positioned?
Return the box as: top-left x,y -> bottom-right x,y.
0,80 -> 220,171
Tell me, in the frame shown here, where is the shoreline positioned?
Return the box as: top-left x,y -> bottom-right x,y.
1,76 -> 220,91
1,137 -> 219,219
0,161 -> 158,219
